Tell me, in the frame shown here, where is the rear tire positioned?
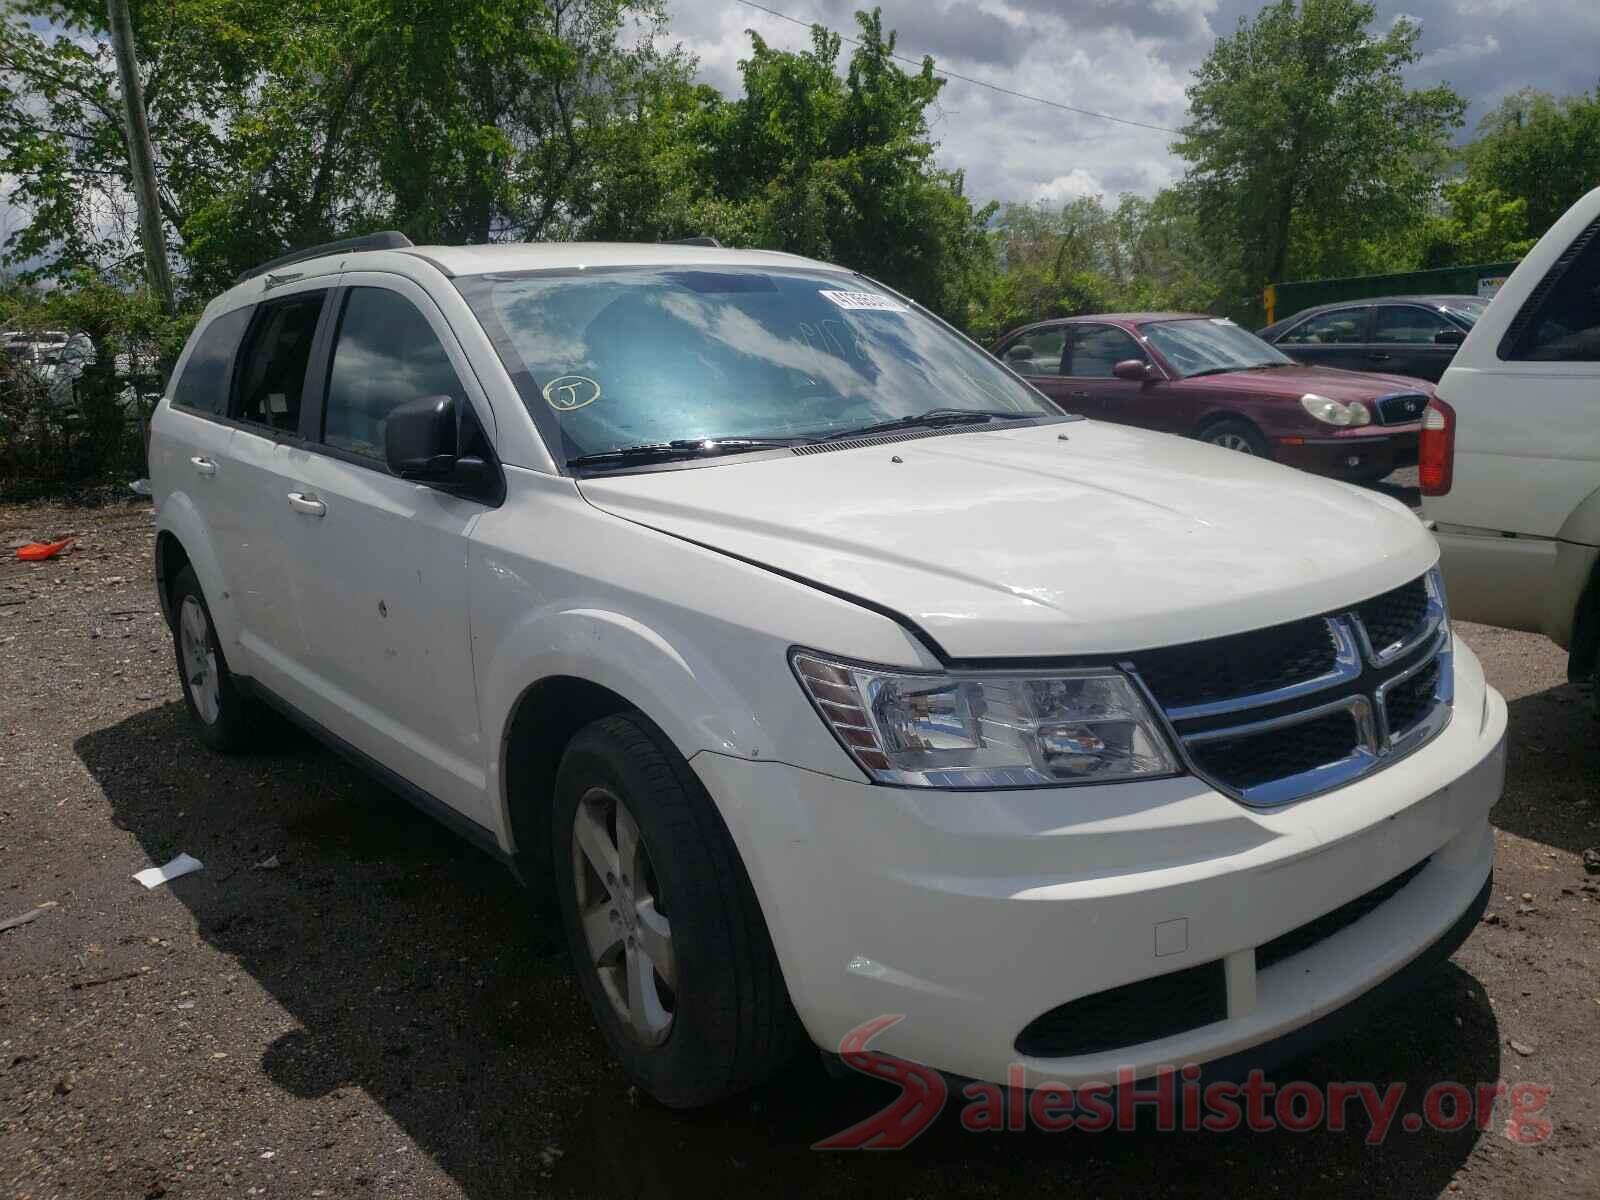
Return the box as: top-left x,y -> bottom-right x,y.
1200,418 -> 1270,458
552,713 -> 802,1108
169,565 -> 262,753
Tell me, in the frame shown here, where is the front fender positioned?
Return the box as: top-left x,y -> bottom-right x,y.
155,491 -> 242,654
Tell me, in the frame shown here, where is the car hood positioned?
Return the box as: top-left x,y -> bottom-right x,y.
577,421 -> 1436,660
1176,364 -> 1434,401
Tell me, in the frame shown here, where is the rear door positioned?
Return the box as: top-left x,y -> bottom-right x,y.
273,275 -> 495,824
1367,304 -> 1462,381
221,284 -> 333,685
995,326 -> 1079,411
1063,323 -> 1167,428
1271,306 -> 1374,370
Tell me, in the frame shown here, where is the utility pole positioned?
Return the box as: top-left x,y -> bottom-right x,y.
107,0 -> 176,315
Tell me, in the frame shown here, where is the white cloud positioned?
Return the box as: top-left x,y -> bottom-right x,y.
1425,33 -> 1499,67
662,0 -> 1600,208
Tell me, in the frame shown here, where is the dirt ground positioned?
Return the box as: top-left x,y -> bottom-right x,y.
1,491 -> 1597,1200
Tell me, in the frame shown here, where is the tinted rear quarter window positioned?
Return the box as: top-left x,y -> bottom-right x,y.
1508,222 -> 1600,363
172,307 -> 252,416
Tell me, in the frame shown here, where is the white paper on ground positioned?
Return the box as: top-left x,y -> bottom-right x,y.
133,853 -> 204,889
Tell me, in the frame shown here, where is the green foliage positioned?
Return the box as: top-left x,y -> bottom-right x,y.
1465,87 -> 1600,235
613,11 -> 996,326
969,191 -> 1221,340
1416,178 -> 1538,269
0,279 -> 194,495
1175,0 -> 1464,293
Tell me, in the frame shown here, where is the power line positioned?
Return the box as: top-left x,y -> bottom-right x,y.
733,0 -> 1181,135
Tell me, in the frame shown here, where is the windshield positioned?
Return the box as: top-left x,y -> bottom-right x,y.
1142,318 -> 1293,377
1438,297 -> 1489,326
459,267 -> 1057,464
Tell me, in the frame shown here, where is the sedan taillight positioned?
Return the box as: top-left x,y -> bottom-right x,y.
1419,397 -> 1455,496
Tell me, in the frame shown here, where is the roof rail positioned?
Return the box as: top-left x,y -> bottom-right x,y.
236,231 -> 414,284
663,236 -> 723,248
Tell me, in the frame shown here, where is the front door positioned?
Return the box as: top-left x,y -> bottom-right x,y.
274,275 -> 495,824
1062,323 -> 1167,429
1366,304 -> 1462,381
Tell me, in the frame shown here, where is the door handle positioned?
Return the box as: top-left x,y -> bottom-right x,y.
286,491 -> 326,517
189,456 -> 217,477
1369,353 -> 1392,362
1069,390 -> 1091,401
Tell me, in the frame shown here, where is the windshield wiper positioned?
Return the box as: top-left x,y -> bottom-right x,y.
567,437 -> 800,469
815,408 -> 1033,442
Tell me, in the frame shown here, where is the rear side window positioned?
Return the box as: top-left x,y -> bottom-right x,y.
1277,307 -> 1370,345
322,287 -> 466,460
235,292 -> 327,433
172,307 -> 251,416
1507,224 -> 1600,362
1001,329 -> 1066,376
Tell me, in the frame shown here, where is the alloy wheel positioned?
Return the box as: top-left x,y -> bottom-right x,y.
1213,432 -> 1256,454
572,786 -> 677,1044
178,595 -> 221,725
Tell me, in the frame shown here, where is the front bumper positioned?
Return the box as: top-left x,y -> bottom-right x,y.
1274,427 -> 1420,478
693,637 -> 1505,1087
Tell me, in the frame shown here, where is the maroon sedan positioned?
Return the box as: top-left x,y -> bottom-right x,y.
994,313 -> 1427,482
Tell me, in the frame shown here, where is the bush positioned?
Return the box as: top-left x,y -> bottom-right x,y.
0,281 -> 197,500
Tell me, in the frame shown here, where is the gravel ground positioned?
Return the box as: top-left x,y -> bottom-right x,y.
2,488 -> 1598,1200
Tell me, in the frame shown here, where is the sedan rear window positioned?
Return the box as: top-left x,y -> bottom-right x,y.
458,267 -> 1055,463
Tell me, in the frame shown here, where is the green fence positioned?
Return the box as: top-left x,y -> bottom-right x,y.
1262,261 -> 1522,327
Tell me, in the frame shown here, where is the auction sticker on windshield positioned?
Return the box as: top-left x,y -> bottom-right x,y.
819,290 -> 910,313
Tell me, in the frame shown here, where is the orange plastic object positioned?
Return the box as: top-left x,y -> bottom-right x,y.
15,537 -> 74,561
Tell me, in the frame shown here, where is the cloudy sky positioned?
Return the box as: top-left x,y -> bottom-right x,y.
660,0 -> 1600,208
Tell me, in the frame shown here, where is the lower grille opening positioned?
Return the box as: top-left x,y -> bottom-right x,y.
1014,960 -> 1227,1058
1256,856 -> 1432,973
1188,709 -> 1360,793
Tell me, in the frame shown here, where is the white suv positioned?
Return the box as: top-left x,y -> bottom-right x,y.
150,235 -> 1505,1106
1421,186 -> 1600,695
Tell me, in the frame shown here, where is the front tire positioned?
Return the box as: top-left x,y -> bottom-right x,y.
552,713 -> 802,1108
1200,418 -> 1270,458
169,565 -> 260,752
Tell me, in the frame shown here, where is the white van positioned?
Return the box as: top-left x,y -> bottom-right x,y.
1422,186 -> 1600,695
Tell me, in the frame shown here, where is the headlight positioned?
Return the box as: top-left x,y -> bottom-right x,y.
792,652 -> 1180,788
1299,393 -> 1371,426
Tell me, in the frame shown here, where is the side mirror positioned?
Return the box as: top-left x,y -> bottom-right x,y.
1433,329 -> 1465,346
1003,344 -> 1033,363
386,394 -> 460,480
1113,358 -> 1155,383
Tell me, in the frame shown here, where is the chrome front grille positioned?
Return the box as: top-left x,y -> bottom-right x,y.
1373,392 -> 1429,426
1126,570 -> 1453,807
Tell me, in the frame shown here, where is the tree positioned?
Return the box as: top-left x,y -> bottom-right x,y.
972,190 -> 1221,339
1175,0 -> 1464,294
1416,178 -> 1537,268
1,0 -> 681,294
675,10 -> 997,326
1465,86 -> 1600,235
